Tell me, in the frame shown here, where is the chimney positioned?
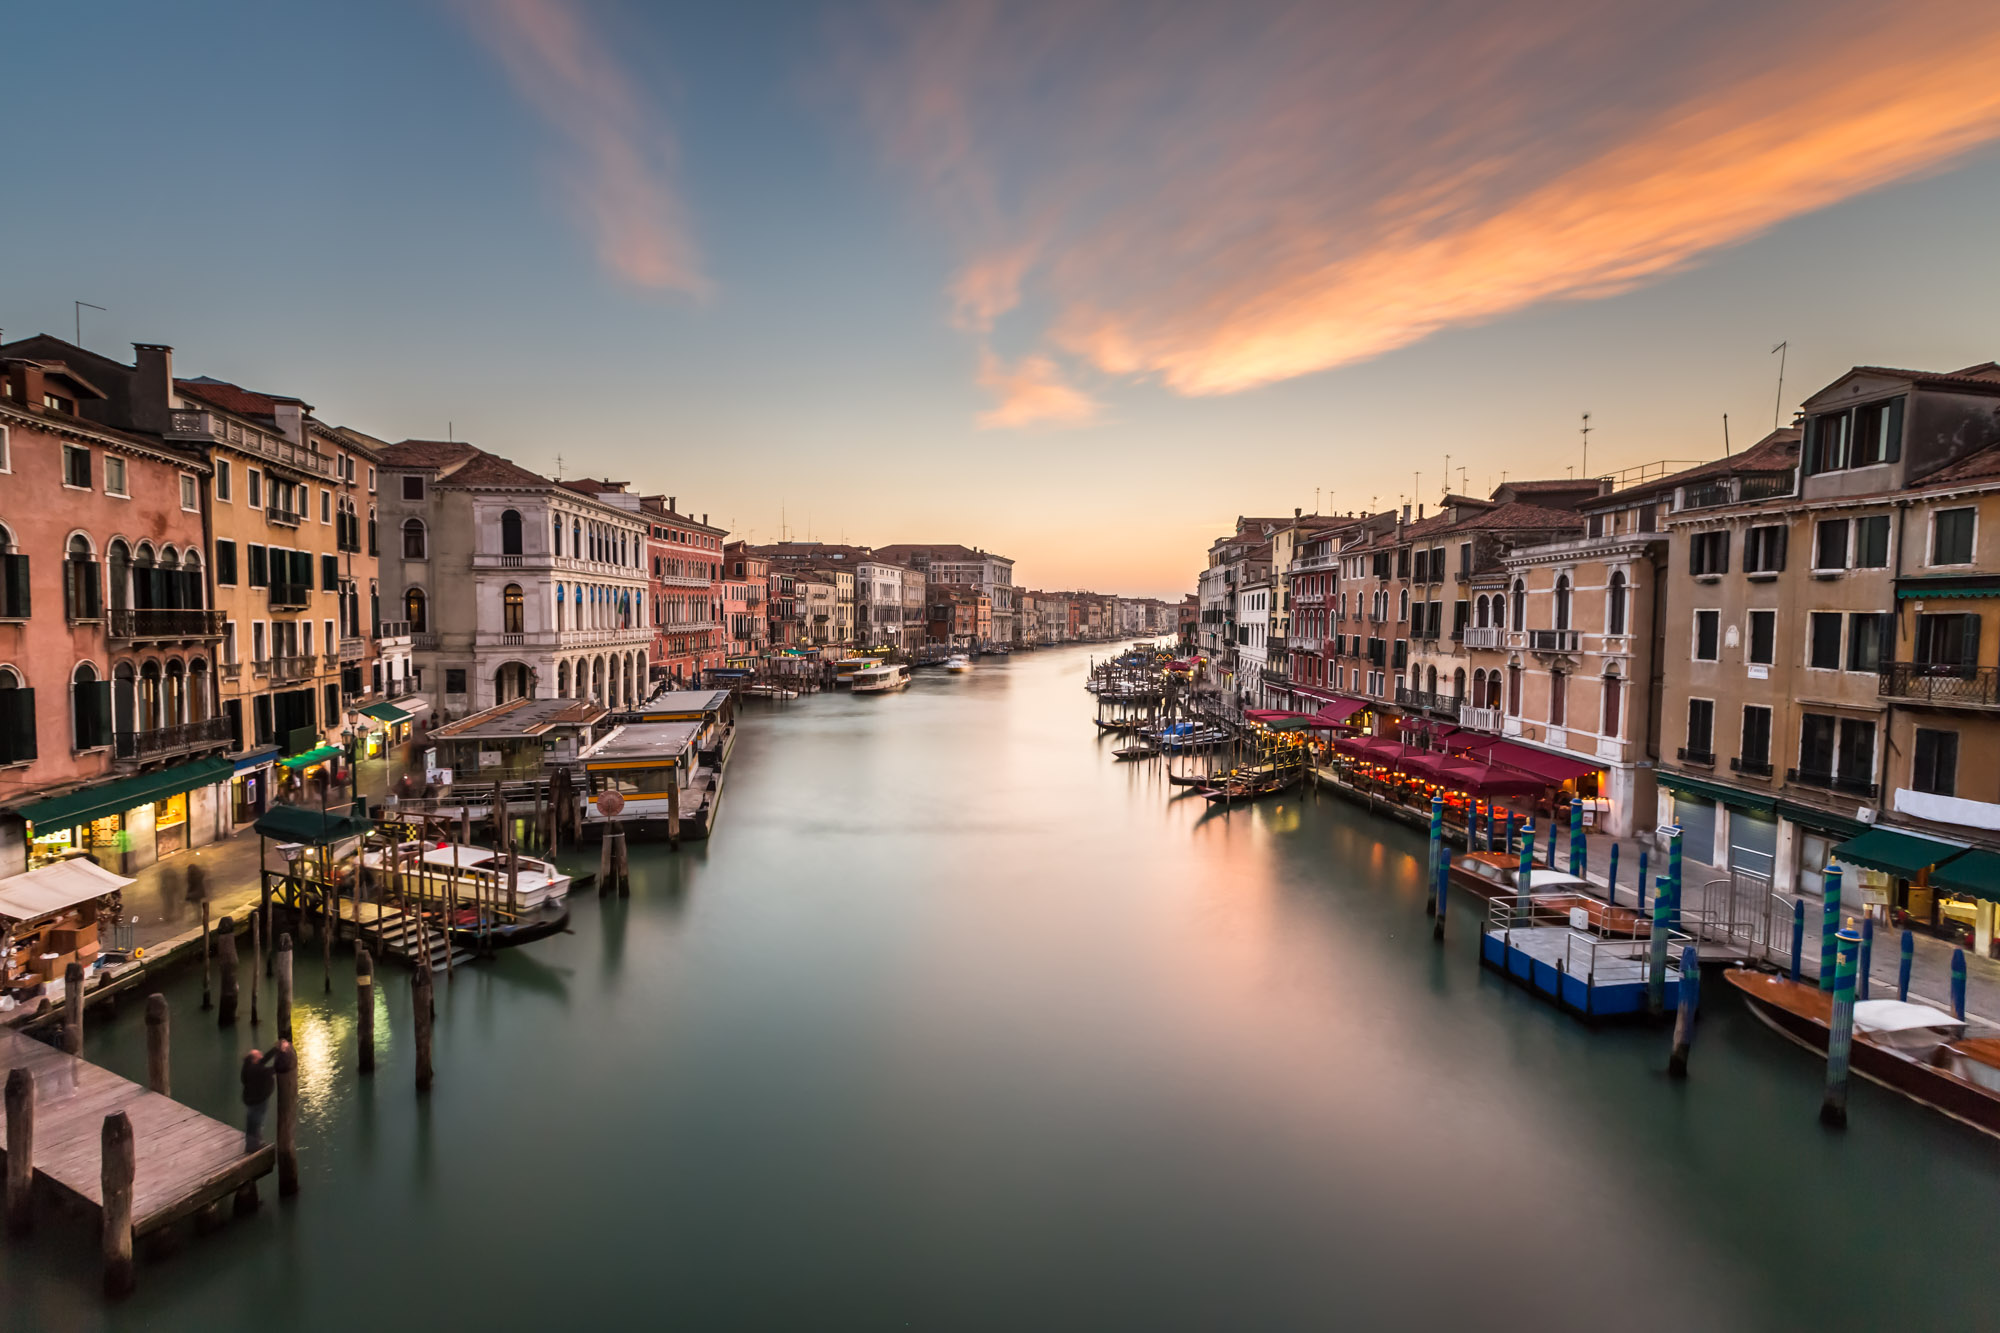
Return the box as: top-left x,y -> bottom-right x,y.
1418,503 -> 1425,519
1401,503 -> 1411,524
669,497 -> 677,513
132,343 -> 174,435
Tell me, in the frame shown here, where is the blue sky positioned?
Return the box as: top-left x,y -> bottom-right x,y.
8,1 -> 2000,596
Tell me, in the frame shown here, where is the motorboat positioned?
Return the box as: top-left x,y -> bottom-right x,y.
944,655 -> 973,673
364,841 -> 572,909
852,663 -> 911,694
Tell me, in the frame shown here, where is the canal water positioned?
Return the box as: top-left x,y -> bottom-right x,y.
7,645 -> 1999,1330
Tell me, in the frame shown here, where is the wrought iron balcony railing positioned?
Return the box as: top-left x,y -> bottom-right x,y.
1879,661 -> 2000,707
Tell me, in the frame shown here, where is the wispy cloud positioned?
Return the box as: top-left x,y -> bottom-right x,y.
976,349 -> 1100,428
455,0 -> 707,294
845,0 -> 2000,407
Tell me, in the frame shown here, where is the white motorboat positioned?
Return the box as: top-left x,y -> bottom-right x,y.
365,841 -> 572,909
852,663 -> 911,693
944,655 -> 973,673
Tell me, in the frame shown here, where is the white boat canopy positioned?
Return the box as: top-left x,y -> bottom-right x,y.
0,858 -> 136,923
1854,999 -> 1964,1034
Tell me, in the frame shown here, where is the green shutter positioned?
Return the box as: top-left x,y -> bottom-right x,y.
0,553 -> 28,618
248,544 -> 268,587
0,688 -> 36,764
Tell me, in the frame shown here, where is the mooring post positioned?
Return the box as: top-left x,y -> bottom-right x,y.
1790,899 -> 1806,982
1425,794 -> 1442,918
101,1110 -> 135,1298
1898,929 -> 1914,1002
1515,823 -> 1534,904
250,910 -> 262,1028
1952,948 -> 1968,1022
1637,848 -> 1649,914
616,825 -> 630,897
598,832 -> 613,898
1820,866 -> 1843,992
412,964 -> 435,1094
276,931 -> 294,1042
144,993 -> 170,1095
1668,945 -> 1700,1078
356,947 -> 375,1075
1569,798 -> 1584,878
1666,827 -> 1683,931
668,778 -> 681,849
1647,882 -> 1670,1017
1859,916 -> 1874,1001
1433,845 -> 1450,943
200,894 -> 212,1011
1822,926 -> 1861,1128
275,932 -> 298,1196
217,915 -> 239,1026
1607,843 -> 1621,905
63,960 -> 84,1055
5,1067 -> 34,1236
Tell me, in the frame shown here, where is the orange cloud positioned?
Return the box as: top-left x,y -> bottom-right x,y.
455,0 -> 707,294
850,1 -> 2000,400
976,349 -> 1100,428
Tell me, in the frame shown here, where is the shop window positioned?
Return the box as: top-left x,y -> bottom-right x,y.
1913,728 -> 1959,797
1807,613 -> 1842,670
1694,610 -> 1719,661
1673,793 -> 1717,866
1932,508 -> 1977,566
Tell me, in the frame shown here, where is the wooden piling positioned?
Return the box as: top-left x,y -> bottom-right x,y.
63,960 -> 85,1055
200,897 -> 213,1011
668,779 -> 681,849
1822,927 -> 1860,1128
275,931 -> 294,1042
412,965 -> 435,1094
356,947 -> 375,1075
615,829 -> 630,897
145,993 -> 170,1095
5,1067 -> 33,1236
275,931 -> 298,1195
322,848 -> 334,994
216,916 -> 239,1026
1433,845 -> 1449,942
1668,945 -> 1699,1078
249,910 -> 262,1028
100,1111 -> 135,1298
598,832 -> 614,898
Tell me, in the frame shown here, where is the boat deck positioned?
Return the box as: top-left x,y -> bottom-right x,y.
0,1026 -> 273,1235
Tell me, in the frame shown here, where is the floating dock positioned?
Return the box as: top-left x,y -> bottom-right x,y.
1481,896 -> 1688,1019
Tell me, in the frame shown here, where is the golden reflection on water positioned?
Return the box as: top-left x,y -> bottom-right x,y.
291,1002 -> 353,1121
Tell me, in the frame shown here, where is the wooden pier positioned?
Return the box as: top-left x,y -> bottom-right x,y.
0,1025 -> 272,1236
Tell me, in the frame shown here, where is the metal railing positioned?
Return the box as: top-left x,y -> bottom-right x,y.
108,608 -> 225,640
1787,767 -> 1879,798
1880,661 -> 2000,707
1729,756 -> 1774,777
269,655 -> 315,683
340,640 -> 365,662
113,715 -> 232,760
265,506 -> 302,528
1677,746 -> 1715,766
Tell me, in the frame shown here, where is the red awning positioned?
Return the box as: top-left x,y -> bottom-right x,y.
1244,709 -> 1312,724
1314,698 -> 1368,725
1481,740 -> 1601,783
1335,735 -> 1407,763
1436,759 -> 1549,796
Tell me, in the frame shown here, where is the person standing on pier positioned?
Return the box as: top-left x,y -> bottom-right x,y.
241,1039 -> 293,1151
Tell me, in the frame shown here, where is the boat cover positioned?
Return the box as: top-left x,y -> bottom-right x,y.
1854,999 -> 1964,1034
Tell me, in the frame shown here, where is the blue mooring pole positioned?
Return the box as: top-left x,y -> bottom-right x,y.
1647,880 -> 1671,1017
1607,843 -> 1621,905
1487,802 -> 1497,854
1636,848 -> 1649,913
1819,866 -> 1843,993
1666,827 -> 1684,931
1668,944 -> 1700,1078
1425,794 -> 1443,918
1790,900 -> 1805,983
1569,799 -> 1583,877
1434,845 -> 1450,942
1898,929 -> 1914,1002
1859,916 -> 1874,1001
1953,948 -> 1968,1021
1517,823 -> 1535,902
1821,927 -> 1861,1128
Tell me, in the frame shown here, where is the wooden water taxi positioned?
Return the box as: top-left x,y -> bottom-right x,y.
1450,853 -> 1645,934
1726,968 -> 2000,1138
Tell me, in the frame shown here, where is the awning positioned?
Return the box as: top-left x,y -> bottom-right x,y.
359,701 -> 412,724
1436,759 -> 1548,797
234,746 -> 280,772
0,858 -> 135,922
1656,770 -> 1778,814
254,804 -> 373,844
280,745 -> 342,770
1314,698 -> 1368,726
13,756 -> 234,831
1932,849 -> 2000,903
1335,735 -> 1406,763
1833,828 -> 1964,880
1480,741 -> 1600,784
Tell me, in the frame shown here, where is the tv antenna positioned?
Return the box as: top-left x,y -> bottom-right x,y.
1771,341 -> 1788,428
1579,412 -> 1592,479
74,301 -> 105,346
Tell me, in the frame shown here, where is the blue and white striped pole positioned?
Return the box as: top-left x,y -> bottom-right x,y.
1425,794 -> 1443,918
1790,900 -> 1805,983
1859,916 -> 1874,1001
1819,866 -> 1843,993
1953,948 -> 1968,1022
1898,929 -> 1914,1002
1668,944 -> 1700,1078
1821,926 -> 1861,1128
1434,846 -> 1450,942
1607,843 -> 1621,905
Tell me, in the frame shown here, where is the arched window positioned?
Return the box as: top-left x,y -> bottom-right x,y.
368,505 -> 378,557
1554,575 -> 1571,632
1487,672 -> 1502,709
1607,571 -> 1627,636
553,514 -> 563,556
72,661 -> 107,750
108,539 -> 132,613
1507,664 -> 1522,717
572,520 -> 581,557
1510,579 -> 1525,633
1549,670 -> 1567,727
1492,595 -> 1505,631
503,583 -> 525,634
1475,595 -> 1489,628
164,658 -> 186,726
0,665 -> 31,764
403,518 -> 427,560
501,509 -> 523,556
1453,667 -> 1466,701
1426,664 -> 1438,696
1602,672 -> 1622,738
66,535 -> 101,621
189,658 -> 211,721
405,587 -> 428,634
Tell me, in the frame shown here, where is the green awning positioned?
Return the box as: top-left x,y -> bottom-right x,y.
253,804 -> 373,844
1896,575 -> 2000,600
359,702 -> 412,724
1776,801 -> 1872,842
1656,770 -> 1778,813
280,745 -> 342,770
1932,849 -> 2000,903
14,756 -> 234,831
1833,828 -> 1963,879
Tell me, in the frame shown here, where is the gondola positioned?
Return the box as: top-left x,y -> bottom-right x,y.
1167,770 -> 1213,787
1093,717 -> 1138,734
449,904 -> 571,952
1202,770 -> 1302,804
1113,741 -> 1160,761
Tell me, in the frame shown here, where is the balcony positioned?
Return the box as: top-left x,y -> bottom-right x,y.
108,608 -> 225,641
265,506 -> 302,528
1459,704 -> 1503,734
412,632 -> 439,650
1730,756 -> 1774,777
1394,686 -> 1459,717
1677,746 -> 1715,766
269,583 -> 312,611
269,655 -> 315,683
1527,629 -> 1579,654
165,409 -> 331,475
340,640 -> 365,662
1880,661 -> 2000,708
1462,627 -> 1502,650
1787,767 -> 1879,799
113,716 -> 233,762
373,619 -> 411,642
219,661 -> 242,682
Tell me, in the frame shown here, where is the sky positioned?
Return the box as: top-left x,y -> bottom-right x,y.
8,0 -> 2000,598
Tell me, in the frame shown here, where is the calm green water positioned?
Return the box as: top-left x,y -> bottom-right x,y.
7,645 -> 1998,1330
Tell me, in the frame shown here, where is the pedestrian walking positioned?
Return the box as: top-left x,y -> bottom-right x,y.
241,1039 -> 292,1152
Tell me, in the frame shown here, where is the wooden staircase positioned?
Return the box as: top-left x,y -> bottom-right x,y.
367,907 -> 474,972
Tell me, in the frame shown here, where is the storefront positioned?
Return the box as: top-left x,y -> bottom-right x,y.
232,746 -> 278,825
1833,826 -> 1982,947
13,756 -> 233,873
358,700 -> 416,758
